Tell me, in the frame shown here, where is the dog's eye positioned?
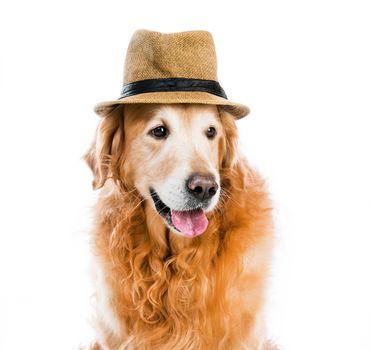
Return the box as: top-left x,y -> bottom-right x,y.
206,126 -> 217,139
150,125 -> 168,139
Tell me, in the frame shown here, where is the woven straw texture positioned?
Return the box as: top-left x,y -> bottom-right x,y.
94,30 -> 250,119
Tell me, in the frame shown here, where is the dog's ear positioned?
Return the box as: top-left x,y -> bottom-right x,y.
219,108 -> 238,169
84,106 -> 124,190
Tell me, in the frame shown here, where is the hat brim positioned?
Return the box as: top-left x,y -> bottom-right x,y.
94,91 -> 249,119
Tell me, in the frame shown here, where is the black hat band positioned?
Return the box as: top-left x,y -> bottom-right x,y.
119,78 -> 228,100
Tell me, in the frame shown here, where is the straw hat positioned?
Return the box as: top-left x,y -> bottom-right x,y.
94,30 -> 250,119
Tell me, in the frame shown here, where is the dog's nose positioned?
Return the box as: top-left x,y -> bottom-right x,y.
186,173 -> 218,201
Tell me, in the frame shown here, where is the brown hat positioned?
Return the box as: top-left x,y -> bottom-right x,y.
94,30 -> 250,119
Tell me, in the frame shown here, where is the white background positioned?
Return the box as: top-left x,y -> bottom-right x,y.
1,0 -> 371,349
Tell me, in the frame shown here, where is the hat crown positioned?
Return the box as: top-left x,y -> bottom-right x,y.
123,30 -> 218,84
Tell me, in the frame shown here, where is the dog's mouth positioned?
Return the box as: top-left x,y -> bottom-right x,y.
150,189 -> 208,238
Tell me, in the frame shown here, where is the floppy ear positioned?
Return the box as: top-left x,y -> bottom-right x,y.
219,108 -> 238,169
84,106 -> 124,190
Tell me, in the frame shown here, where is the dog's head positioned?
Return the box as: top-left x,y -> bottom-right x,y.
85,104 -> 237,238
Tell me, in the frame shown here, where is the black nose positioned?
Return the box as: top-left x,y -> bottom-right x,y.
186,173 -> 218,201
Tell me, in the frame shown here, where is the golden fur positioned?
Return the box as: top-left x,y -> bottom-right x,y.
85,104 -> 277,349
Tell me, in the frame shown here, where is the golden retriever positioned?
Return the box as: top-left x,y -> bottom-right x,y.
84,104 -> 277,350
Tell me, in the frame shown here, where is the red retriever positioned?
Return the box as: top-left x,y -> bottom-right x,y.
84,103 -> 277,349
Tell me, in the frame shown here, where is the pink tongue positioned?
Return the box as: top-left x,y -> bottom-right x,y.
171,209 -> 208,238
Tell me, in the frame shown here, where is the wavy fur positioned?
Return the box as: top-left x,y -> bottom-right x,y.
85,105 -> 277,350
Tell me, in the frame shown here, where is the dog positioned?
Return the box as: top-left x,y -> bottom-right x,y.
84,103 -> 277,349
